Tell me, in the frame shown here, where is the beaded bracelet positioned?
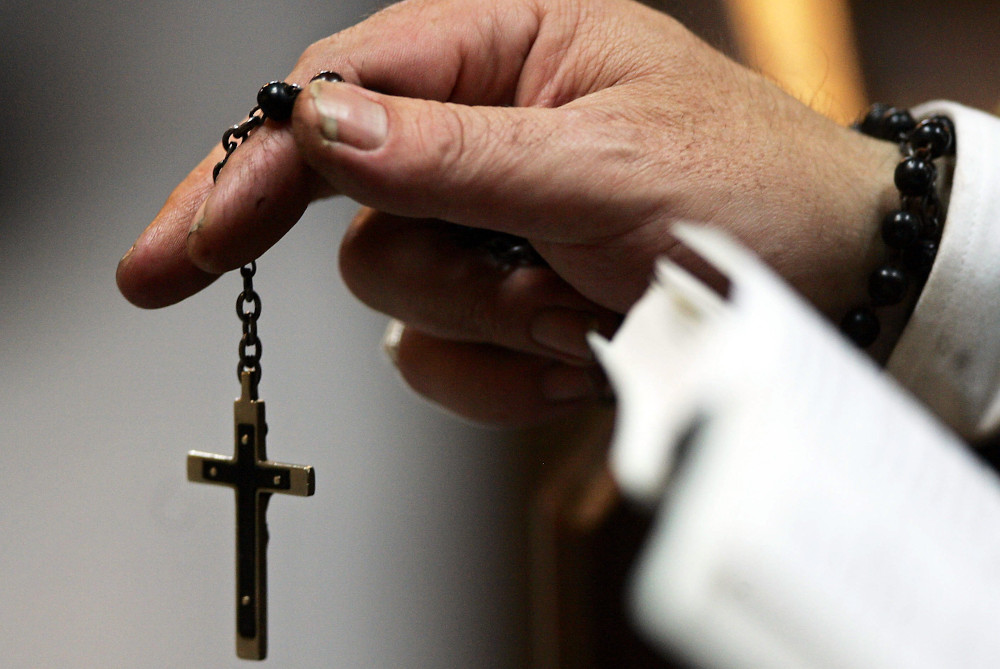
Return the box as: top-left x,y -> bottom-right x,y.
839,105 -> 956,348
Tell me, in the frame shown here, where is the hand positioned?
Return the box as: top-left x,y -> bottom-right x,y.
117,0 -> 900,425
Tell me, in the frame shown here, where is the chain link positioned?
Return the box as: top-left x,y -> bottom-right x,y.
212,101 -> 270,391
213,108 -> 264,182
236,261 -> 263,388
209,72 -> 348,392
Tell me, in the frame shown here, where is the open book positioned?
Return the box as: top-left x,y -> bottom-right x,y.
589,225 -> 1000,669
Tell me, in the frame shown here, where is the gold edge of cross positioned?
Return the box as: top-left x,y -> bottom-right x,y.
186,370 -> 316,661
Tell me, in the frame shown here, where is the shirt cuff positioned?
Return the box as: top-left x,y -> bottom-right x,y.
887,102 -> 1000,441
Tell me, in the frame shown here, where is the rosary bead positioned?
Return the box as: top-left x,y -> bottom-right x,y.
310,71 -> 344,84
858,103 -> 892,137
840,307 -> 880,348
911,118 -> 954,159
868,265 -> 909,306
446,223 -> 547,269
257,81 -> 301,122
844,104 -> 953,349
881,210 -> 922,249
894,157 -> 936,197
882,108 -> 917,143
931,115 -> 957,156
902,238 -> 939,278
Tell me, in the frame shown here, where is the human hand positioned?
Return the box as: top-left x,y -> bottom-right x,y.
117,0 -> 900,425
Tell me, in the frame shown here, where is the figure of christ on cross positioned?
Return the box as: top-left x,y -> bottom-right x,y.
187,371 -> 315,660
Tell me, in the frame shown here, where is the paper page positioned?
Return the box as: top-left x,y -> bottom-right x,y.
597,225 -> 1000,669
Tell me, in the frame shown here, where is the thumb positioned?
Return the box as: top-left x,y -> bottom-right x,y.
292,79 -> 637,240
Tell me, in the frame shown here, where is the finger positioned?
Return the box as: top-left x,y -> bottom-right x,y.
116,122 -> 331,304
384,321 -> 606,427
186,0 -> 662,278
287,0 -> 543,105
292,80 -> 656,241
120,0 -> 548,301
340,210 -> 621,363
177,0 -> 553,276
184,120 -> 330,275
116,149 -> 223,308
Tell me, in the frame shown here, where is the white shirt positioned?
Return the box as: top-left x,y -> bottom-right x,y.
888,102 -> 1000,440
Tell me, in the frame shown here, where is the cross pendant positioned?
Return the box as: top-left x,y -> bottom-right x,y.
187,371 -> 315,660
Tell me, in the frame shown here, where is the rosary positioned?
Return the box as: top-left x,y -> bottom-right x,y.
184,71 -> 543,660
185,71 -> 341,661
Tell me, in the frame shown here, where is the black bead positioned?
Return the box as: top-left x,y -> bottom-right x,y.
911,118 -> 954,159
858,104 -> 891,137
881,210 -> 922,249
311,71 -> 344,84
902,238 -> 938,278
256,81 -> 301,122
882,108 -> 916,142
894,157 -> 936,197
868,265 -> 909,306
841,307 -> 880,348
930,115 -> 957,156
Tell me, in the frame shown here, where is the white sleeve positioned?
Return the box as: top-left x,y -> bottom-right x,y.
887,102 -> 1000,441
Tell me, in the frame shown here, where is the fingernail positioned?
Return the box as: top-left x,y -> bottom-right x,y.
188,197 -> 209,238
382,319 -> 405,366
118,243 -> 136,267
309,80 -> 387,150
115,243 -> 137,286
541,365 -> 599,402
530,309 -> 597,362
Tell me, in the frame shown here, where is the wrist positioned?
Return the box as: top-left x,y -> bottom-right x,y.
788,126 -> 900,323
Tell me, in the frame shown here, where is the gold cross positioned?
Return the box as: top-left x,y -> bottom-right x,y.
187,371 -> 315,660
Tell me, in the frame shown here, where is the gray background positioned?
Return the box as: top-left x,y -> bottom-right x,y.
0,1 -> 528,666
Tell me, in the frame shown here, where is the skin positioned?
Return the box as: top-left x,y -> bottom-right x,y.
117,0 -> 902,426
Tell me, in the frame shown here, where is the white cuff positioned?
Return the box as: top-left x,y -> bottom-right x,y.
887,102 -> 1000,440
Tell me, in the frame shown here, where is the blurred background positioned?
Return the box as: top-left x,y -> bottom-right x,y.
0,0 -> 997,667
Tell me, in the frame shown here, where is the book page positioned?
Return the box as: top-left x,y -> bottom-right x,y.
596,225 -> 1000,669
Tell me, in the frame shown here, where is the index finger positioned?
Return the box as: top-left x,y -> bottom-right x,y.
117,0 -> 544,308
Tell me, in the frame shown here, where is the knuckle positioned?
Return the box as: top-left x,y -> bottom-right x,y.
296,39 -> 335,76
298,39 -> 325,65
407,103 -> 475,182
403,103 -> 514,198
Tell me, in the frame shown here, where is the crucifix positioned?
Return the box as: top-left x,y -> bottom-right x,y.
183,78 -> 334,660
187,370 -> 315,660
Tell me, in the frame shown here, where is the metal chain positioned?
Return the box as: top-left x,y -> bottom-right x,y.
208,72 -> 346,395
212,102 -> 270,392
213,109 -> 265,182
236,261 -> 263,389
209,70 -> 549,393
